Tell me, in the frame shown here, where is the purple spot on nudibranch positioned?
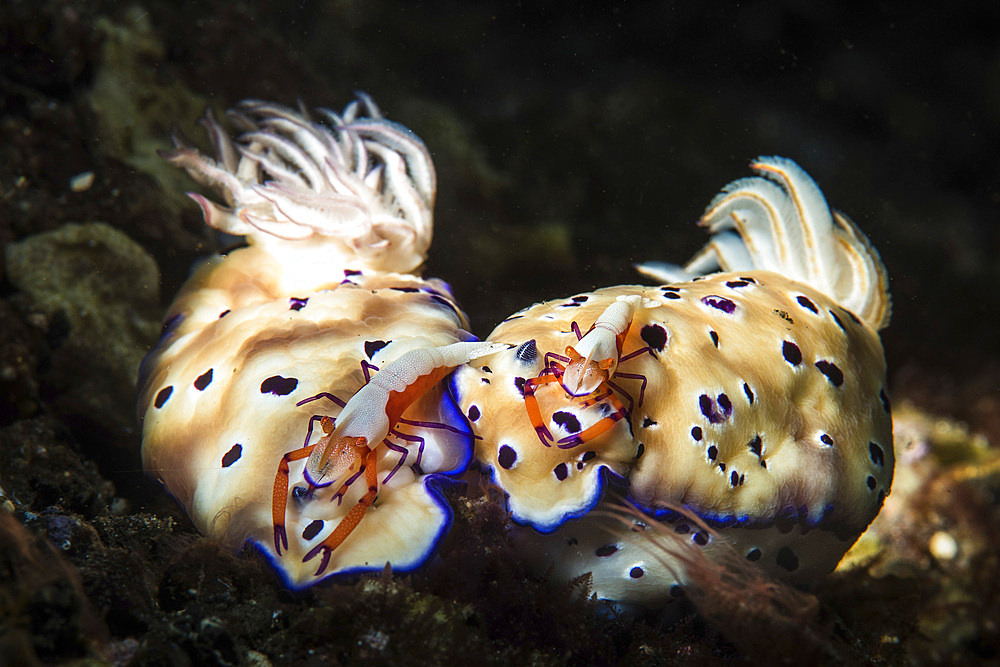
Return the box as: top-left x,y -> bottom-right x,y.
468,405 -> 481,422
782,340 -> 802,365
701,295 -> 736,314
154,386 -> 173,408
302,520 -> 324,540
344,269 -> 362,277
699,393 -> 733,424
796,295 -> 818,313
221,444 -> 242,468
514,377 -> 527,397
869,442 -> 885,467
498,445 -> 517,470
194,369 -> 213,391
553,411 -> 581,433
553,463 -> 568,481
640,324 -> 667,352
289,297 -> 308,311
364,340 -> 389,359
595,544 -> 618,557
260,375 -> 298,396
815,360 -> 844,387
629,566 -> 644,578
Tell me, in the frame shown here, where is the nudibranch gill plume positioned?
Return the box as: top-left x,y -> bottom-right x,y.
452,157 -> 894,607
137,96 -> 499,587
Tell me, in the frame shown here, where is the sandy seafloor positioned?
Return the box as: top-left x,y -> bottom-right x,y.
1,2 -> 999,664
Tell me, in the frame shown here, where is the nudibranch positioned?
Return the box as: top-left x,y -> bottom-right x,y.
452,157 -> 894,606
138,96 -> 500,587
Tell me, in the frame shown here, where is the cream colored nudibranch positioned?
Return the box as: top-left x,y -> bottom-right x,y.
451,157 -> 894,607
138,96 -> 489,587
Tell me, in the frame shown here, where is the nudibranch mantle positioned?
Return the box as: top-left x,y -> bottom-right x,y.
452,157 -> 894,606
138,96 -> 484,587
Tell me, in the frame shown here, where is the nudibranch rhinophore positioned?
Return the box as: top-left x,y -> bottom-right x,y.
137,96 -> 501,587
451,157 -> 894,607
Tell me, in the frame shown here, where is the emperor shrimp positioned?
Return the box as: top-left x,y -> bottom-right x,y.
138,96 -> 496,587
451,157 -> 894,607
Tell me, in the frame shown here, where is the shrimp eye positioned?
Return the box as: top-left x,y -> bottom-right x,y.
515,339 -> 538,364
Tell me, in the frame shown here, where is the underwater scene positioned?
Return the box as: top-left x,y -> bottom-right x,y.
1,2 -> 999,664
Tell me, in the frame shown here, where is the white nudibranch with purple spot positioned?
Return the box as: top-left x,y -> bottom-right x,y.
451,157 -> 894,608
138,96 -> 502,587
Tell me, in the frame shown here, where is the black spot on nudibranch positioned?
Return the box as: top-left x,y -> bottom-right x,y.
218,309 -> 230,319
581,451 -> 596,462
867,475 -> 877,490
709,330 -> 719,347
747,435 -> 762,457
635,442 -> 645,459
660,290 -> 681,300
691,426 -> 703,441
552,411 -> 582,433
194,369 -> 213,391
726,279 -> 749,288
640,324 -> 667,352
553,463 -> 569,481
796,295 -> 818,313
746,548 -> 762,561
879,388 -> 891,413
221,444 -> 242,468
515,339 -> 538,364
701,295 -> 737,314
693,532 -> 709,545
642,417 -> 657,428
699,393 -> 733,424
815,360 -> 844,387
743,382 -> 755,404
288,297 -> 308,311
154,386 -> 173,408
513,377 -> 527,397
821,434 -> 834,446
829,309 -> 847,332
261,375 -> 298,396
782,340 -> 802,366
302,520 -> 324,541
498,445 -> 517,470
776,546 -> 800,572
595,544 -> 618,557
629,566 -> 644,578
468,405 -> 481,422
572,295 -> 589,303
869,442 -> 885,467
730,470 -> 739,487
364,340 -> 390,359
707,445 -> 718,462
